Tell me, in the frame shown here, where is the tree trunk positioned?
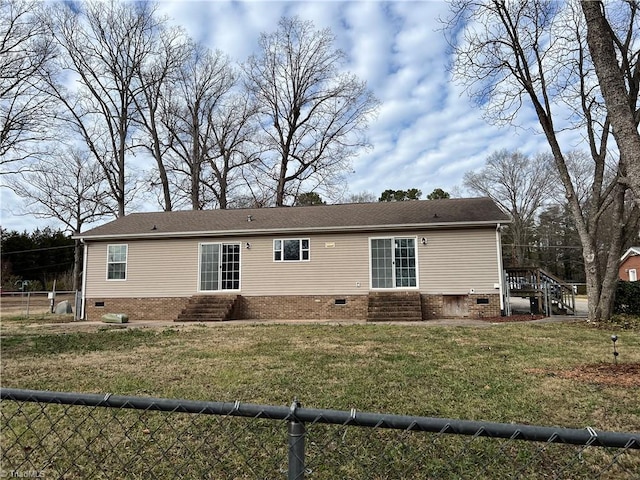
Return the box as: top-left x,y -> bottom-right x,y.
149,113 -> 172,211
583,247 -> 602,322
581,1 -> 640,202
156,150 -> 172,211
191,163 -> 200,210
73,238 -> 82,292
219,168 -> 228,209
117,137 -> 126,217
535,110 -> 615,323
582,183 -> 628,321
275,155 -> 288,207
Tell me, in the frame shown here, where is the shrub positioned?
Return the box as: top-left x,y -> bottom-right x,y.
614,281 -> 640,315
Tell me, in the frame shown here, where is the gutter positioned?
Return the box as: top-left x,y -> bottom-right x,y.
80,238 -> 88,320
496,223 -> 505,314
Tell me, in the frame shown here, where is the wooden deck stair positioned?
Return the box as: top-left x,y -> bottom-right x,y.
175,295 -> 239,322
367,292 -> 423,322
505,268 -> 576,315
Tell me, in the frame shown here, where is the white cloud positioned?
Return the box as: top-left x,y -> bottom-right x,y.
341,2 -> 398,88
3,0 -> 580,232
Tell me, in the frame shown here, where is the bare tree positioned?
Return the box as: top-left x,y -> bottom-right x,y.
133,23 -> 190,212
446,0 -> 640,322
581,1 -> 640,203
44,0 -> 162,217
202,90 -> 260,209
244,17 -> 379,206
162,42 -> 236,210
345,191 -> 377,203
1,0 -> 56,172
6,147 -> 112,289
464,150 -> 554,267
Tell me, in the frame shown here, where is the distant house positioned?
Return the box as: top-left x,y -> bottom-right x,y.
619,247 -> 640,282
75,197 -> 510,322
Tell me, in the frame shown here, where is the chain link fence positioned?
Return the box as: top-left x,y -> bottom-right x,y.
0,291 -> 80,319
1,388 -> 638,479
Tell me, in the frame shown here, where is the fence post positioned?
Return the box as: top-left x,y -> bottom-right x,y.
288,398 -> 305,480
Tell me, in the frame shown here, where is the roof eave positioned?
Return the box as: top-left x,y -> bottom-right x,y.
620,246 -> 640,263
74,219 -> 510,241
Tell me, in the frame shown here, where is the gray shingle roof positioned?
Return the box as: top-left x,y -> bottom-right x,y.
76,197 -> 510,240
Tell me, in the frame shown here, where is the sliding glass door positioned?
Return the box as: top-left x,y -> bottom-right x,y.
370,237 -> 417,289
200,243 -> 240,291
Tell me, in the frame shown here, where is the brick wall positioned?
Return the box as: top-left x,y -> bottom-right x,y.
619,256 -> 640,281
421,294 -> 501,319
421,294 -> 444,319
236,295 -> 368,321
468,294 -> 502,319
84,293 -> 501,322
85,297 -> 189,322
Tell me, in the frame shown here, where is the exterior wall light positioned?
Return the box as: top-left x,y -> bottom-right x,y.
421,237 -> 427,245
246,242 -> 251,249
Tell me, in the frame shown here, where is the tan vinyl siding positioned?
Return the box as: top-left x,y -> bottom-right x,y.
85,228 -> 500,298
86,239 -> 201,298
242,234 -> 369,296
419,228 -> 500,294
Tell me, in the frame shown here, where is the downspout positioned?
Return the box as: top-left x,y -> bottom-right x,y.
496,224 -> 505,315
80,238 -> 88,320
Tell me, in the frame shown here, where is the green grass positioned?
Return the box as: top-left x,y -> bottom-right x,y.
2,323 -> 639,424
1,313 -> 75,323
1,328 -> 176,356
1,322 -> 639,478
604,313 -> 640,330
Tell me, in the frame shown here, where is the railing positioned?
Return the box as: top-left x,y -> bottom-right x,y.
2,388 -> 638,479
505,268 -> 576,315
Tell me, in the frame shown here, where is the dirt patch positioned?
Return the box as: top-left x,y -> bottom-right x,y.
480,314 -> 546,323
526,363 -> 640,387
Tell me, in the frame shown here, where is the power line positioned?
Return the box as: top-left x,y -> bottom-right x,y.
503,244 -> 583,249
1,244 -> 75,255
13,261 -> 75,272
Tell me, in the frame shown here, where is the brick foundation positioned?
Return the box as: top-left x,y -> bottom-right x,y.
421,294 -> 501,319
468,294 -> 502,319
85,297 -> 190,322
236,295 -> 368,321
83,293 -> 502,322
421,294 -> 444,319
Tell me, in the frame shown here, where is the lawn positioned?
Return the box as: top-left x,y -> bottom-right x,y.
1,321 -> 639,478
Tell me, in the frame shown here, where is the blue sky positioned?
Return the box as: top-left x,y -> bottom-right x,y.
1,0 -> 573,232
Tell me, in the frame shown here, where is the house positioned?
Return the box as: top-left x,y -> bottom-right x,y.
619,247 -> 640,282
75,197 -> 510,322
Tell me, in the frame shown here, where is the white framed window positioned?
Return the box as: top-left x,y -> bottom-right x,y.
107,244 -> 128,280
274,239 -> 310,262
630,269 -> 638,282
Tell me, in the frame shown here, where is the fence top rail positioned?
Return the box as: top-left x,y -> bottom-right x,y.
0,291 -> 78,297
2,387 -> 638,450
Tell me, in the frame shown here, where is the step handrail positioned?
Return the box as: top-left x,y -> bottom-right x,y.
505,267 -> 576,315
